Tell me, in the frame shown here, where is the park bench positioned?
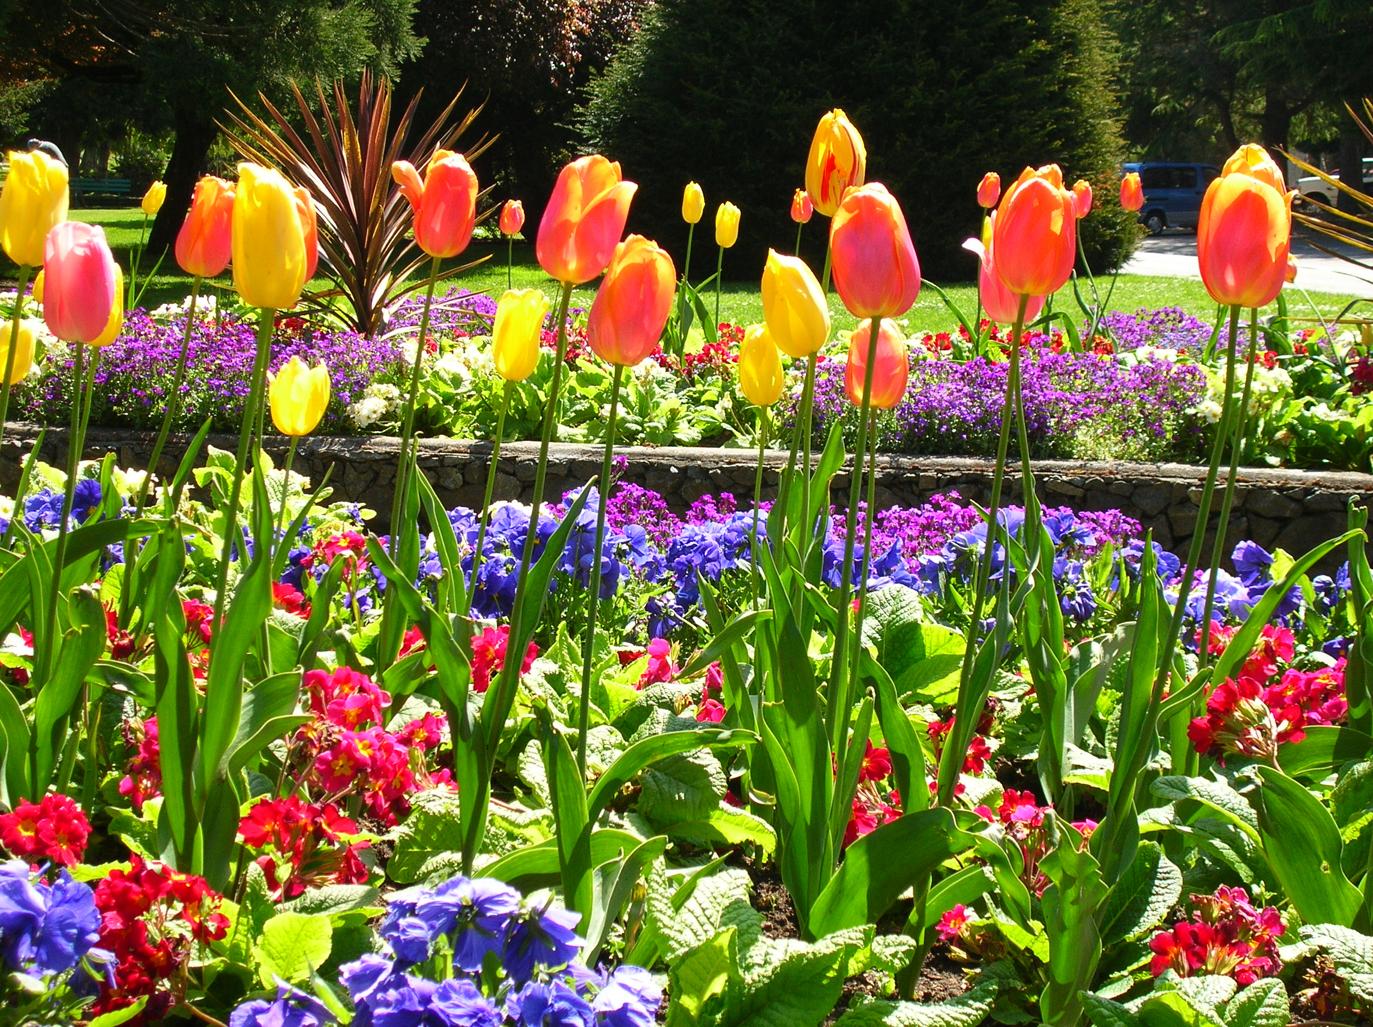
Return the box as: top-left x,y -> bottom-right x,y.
70,177 -> 134,202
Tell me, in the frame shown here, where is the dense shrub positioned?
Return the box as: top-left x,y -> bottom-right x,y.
581,0 -> 1139,281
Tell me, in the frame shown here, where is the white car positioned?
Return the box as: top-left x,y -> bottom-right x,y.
1296,156 -> 1373,205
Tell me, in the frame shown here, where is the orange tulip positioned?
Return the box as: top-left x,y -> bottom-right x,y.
586,235 -> 676,367
1196,144 -> 1293,309
294,187 -> 319,281
42,221 -> 118,344
500,199 -> 525,236
844,318 -> 908,409
963,213 -> 1046,325
1072,179 -> 1093,218
1119,172 -> 1143,213
536,155 -> 637,285
829,183 -> 921,319
992,164 -> 1079,296
977,172 -> 1001,209
805,109 -> 866,218
790,189 -> 813,225
175,175 -> 235,278
392,149 -> 478,259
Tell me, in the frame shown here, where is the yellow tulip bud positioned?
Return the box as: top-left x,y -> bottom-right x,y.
1,318 -> 40,384
269,356 -> 331,437
90,266 -> 124,348
737,323 -> 784,408
492,289 -> 551,382
232,163 -> 309,310
682,182 -> 705,225
0,149 -> 70,267
141,180 -> 167,216
715,202 -> 741,248
761,249 -> 829,358
31,269 -> 43,304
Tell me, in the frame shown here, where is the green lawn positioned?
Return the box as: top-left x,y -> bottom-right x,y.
65,206 -> 1359,334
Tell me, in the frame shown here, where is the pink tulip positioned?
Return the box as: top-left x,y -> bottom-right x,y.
587,235 -> 676,366
963,213 -> 1046,325
845,318 -> 909,409
829,183 -> 922,318
43,222 -> 118,343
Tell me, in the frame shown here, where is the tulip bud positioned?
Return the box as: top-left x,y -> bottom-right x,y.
294,187 -> 319,281
761,250 -> 830,358
141,180 -> 167,216
587,235 -> 676,367
682,182 -> 705,225
790,189 -> 813,225
30,269 -> 43,304
715,202 -> 741,249
91,266 -> 124,347
176,176 -> 235,278
0,148 -> 69,267
42,222 -> 118,344
500,199 -> 525,236
1,319 -> 40,384
537,155 -> 637,285
1285,257 -> 1297,284
977,172 -> 1001,209
492,288 -> 550,382
1072,179 -> 1093,218
269,356 -> 331,437
392,149 -> 478,259
829,183 -> 922,319
963,213 -> 1047,325
805,109 -> 866,218
845,319 -> 908,409
232,163 -> 309,310
992,165 -> 1078,297
1197,144 -> 1293,309
1119,172 -> 1143,213
737,323 -> 784,408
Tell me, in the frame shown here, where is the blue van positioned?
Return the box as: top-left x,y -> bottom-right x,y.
1123,162 -> 1220,234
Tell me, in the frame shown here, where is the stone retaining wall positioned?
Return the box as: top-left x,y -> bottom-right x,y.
4,423 -> 1369,557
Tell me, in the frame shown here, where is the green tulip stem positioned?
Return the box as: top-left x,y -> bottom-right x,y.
1151,305 -> 1241,704
464,379 -> 514,621
800,353 -> 817,533
794,222 -> 804,259
938,293 -> 1029,807
751,404 -> 770,610
210,305 -> 275,636
676,222 -> 695,360
129,213 -> 148,309
0,264 -> 33,461
1197,307 -> 1261,663
713,245 -> 724,331
506,236 -> 513,292
820,234 -> 833,295
135,277 -> 202,515
577,361 -> 626,781
272,436 -> 299,567
851,405 -> 880,665
389,256 -> 441,559
830,316 -> 882,758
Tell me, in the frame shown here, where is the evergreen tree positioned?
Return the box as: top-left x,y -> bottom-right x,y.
582,0 -> 1138,282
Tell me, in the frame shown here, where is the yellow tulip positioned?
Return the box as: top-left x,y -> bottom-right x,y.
31,269 -> 43,304
492,288 -> 550,382
682,182 -> 705,225
760,249 -> 829,358
231,163 -> 309,310
90,267 -> 124,347
737,323 -> 784,407
1,318 -> 40,384
715,202 -> 741,248
0,149 -> 69,267
141,180 -> 167,216
269,356 -> 331,437
805,109 -> 866,218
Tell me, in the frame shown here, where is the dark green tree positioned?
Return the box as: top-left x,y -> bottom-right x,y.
580,0 -> 1137,283
0,0 -> 423,251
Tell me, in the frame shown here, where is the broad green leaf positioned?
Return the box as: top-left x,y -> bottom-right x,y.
279,885 -> 382,917
88,997 -> 149,1027
638,749 -> 726,825
1221,978 -> 1289,1027
1277,725 -> 1373,779
1298,923 -> 1373,1000
808,807 -> 973,936
1151,776 -> 1259,835
647,868 -> 753,962
661,806 -> 778,854
665,927 -> 739,1027
1252,766 -> 1363,927
862,589 -> 964,705
835,985 -> 999,1027
388,789 -> 465,883
254,911 -> 332,986
1082,994 -> 1144,1027
1099,842 -> 1182,944
587,726 -> 753,823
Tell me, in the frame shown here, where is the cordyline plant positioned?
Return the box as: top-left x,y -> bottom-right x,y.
221,70 -> 494,337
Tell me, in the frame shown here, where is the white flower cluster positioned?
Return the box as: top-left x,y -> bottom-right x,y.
150,293 -> 219,320
348,382 -> 403,429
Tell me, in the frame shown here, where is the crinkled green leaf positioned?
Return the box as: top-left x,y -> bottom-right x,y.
1299,924 -> 1373,1000
1100,842 -> 1182,944
254,911 -> 332,986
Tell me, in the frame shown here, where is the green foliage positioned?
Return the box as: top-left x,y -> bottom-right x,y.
581,0 -> 1137,280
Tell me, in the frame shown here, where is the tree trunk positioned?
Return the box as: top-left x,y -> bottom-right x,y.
147,106 -> 219,260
